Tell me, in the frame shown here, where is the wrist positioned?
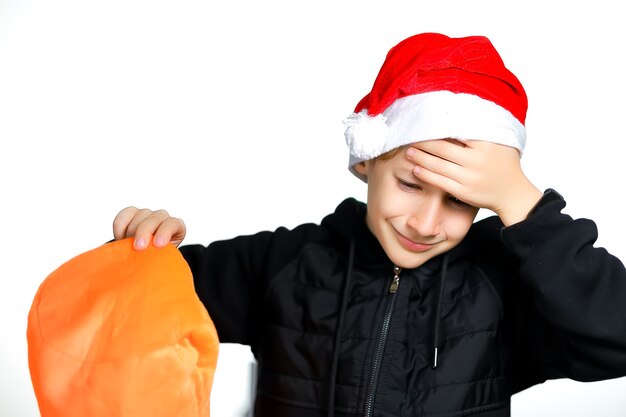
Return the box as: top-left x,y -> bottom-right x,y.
494,181 -> 543,227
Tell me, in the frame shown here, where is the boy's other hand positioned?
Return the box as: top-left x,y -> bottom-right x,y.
406,140 -> 542,226
112,207 -> 186,250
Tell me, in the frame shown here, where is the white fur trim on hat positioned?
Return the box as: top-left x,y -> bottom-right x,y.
345,91 -> 527,181
343,111 -> 390,159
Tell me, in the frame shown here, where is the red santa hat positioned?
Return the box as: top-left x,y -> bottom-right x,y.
344,32 -> 528,181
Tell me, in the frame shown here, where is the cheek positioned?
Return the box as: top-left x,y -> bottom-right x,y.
372,193 -> 415,223
367,178 -> 401,218
442,210 -> 477,241
371,182 -> 419,220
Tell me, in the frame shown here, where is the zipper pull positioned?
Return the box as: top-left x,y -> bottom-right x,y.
389,265 -> 402,293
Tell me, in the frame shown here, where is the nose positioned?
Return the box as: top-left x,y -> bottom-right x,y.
407,198 -> 443,237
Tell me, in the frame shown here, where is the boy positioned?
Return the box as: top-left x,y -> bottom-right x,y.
113,33 -> 626,416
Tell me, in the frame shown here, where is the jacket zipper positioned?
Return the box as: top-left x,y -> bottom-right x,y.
363,265 -> 402,417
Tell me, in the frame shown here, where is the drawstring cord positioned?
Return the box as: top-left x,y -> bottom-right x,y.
432,253 -> 449,369
327,238 -> 355,417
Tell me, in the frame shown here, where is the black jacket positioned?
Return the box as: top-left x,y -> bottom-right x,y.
180,190 -> 626,416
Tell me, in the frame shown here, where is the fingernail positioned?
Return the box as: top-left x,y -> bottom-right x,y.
406,148 -> 415,157
134,238 -> 146,249
154,236 -> 165,247
413,166 -> 421,175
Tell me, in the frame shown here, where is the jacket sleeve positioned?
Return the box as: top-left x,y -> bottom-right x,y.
178,223 -> 327,347
500,189 -> 626,387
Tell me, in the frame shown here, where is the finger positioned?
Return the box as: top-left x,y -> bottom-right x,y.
468,140 -> 521,160
408,147 -> 465,180
112,206 -> 139,241
409,139 -> 468,165
153,217 -> 186,247
412,164 -> 462,197
129,209 -> 170,249
125,209 -> 160,238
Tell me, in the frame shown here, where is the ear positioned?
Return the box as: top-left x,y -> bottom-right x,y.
353,161 -> 369,179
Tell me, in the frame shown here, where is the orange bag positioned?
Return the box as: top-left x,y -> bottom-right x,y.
27,238 -> 219,417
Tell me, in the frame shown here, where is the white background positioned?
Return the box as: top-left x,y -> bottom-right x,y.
1,0 -> 625,415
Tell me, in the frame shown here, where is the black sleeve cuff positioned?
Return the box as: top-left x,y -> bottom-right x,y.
527,188 -> 564,217
500,189 -> 570,258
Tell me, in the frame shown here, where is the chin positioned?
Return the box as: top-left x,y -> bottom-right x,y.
388,251 -> 434,269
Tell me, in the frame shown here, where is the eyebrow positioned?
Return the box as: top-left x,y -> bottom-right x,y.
393,166 -> 422,184
393,162 -> 418,177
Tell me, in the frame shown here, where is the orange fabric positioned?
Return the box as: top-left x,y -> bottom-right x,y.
27,238 -> 219,417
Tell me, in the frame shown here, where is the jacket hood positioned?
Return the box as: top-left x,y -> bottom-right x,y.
320,197 -> 390,267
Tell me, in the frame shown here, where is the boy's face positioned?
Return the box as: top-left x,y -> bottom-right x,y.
355,146 -> 479,269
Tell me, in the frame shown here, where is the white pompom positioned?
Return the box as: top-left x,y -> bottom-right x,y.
343,110 -> 389,159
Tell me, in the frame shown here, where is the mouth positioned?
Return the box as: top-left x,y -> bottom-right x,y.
394,229 -> 438,252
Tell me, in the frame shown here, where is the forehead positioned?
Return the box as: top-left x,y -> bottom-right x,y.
374,147 -> 413,170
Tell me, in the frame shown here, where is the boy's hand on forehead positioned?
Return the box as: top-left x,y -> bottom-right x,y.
406,140 -> 542,226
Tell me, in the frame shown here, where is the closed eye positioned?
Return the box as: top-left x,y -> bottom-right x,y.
398,178 -> 422,191
448,195 -> 471,208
